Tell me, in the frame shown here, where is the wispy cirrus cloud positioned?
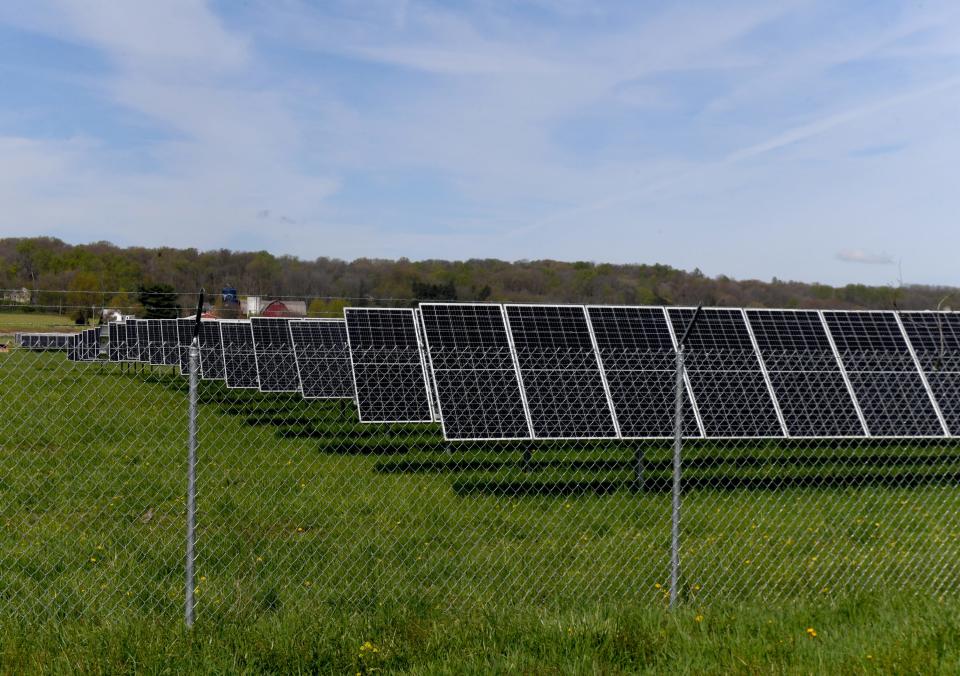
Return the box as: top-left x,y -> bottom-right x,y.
1,1 -> 960,286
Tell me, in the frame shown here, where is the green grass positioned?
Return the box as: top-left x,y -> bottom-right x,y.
0,312 -> 89,338
2,349 -> 960,672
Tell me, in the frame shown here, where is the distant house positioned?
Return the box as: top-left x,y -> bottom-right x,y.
261,300 -> 307,317
3,287 -> 30,304
242,296 -> 306,317
101,308 -> 124,323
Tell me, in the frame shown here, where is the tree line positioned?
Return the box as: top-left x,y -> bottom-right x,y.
1,237 -> 956,322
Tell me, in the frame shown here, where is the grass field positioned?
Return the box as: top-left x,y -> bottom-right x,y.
0,312 -> 88,337
2,346 -> 960,672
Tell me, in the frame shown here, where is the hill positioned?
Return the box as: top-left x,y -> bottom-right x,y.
0,237 -> 955,312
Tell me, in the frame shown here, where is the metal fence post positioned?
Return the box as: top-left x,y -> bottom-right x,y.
669,345 -> 684,609
185,336 -> 198,628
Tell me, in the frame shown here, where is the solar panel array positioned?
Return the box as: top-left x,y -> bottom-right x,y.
35,305 -> 960,441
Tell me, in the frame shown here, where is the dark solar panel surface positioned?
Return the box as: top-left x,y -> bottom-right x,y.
504,305 -> 617,439
746,310 -> 865,437
289,319 -> 354,399
823,311 -> 944,436
250,317 -> 300,392
147,319 -> 164,365
124,323 -> 138,362
108,322 -> 123,362
159,319 -> 180,365
587,306 -> 700,438
219,321 -> 259,389
419,303 -> 531,440
898,312 -> 959,435
198,321 -> 225,380
344,308 -> 433,423
176,318 -> 194,375
666,308 -> 783,437
135,320 -> 149,362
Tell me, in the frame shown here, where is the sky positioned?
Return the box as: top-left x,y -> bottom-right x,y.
0,0 -> 958,286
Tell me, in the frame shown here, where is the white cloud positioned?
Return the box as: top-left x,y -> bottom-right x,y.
835,250 -> 896,265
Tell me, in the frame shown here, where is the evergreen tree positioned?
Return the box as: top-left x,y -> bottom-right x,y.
137,283 -> 180,319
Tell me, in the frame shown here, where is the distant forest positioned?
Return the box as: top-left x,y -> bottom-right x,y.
1,237 -> 957,319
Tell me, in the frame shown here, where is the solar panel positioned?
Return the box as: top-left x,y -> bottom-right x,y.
135,320 -> 149,362
419,303 -> 531,440
147,319 -> 164,365
504,304 -> 618,439
586,306 -> 701,438
666,308 -> 784,438
289,319 -> 354,399
176,318 -> 194,375
66,333 -> 78,361
83,328 -> 98,361
896,311 -> 958,436
108,322 -> 123,362
344,308 -> 433,423
250,317 -> 300,392
822,311 -> 945,437
159,319 -> 180,365
124,322 -> 139,362
745,309 -> 866,437
219,320 -> 259,389
198,321 -> 225,381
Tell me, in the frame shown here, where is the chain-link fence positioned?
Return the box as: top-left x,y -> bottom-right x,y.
2,298 -> 959,631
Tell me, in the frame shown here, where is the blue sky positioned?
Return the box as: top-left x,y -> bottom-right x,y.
1,0 -> 958,286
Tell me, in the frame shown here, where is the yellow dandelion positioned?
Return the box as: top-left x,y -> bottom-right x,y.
694,614 -> 703,623
806,627 -> 817,638
654,583 -> 661,589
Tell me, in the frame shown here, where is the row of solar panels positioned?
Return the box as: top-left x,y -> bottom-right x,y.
356,305 -> 960,442
14,332 -> 75,350
45,305 -> 960,442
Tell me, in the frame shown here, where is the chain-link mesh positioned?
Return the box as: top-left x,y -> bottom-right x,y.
2,300 -> 960,630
